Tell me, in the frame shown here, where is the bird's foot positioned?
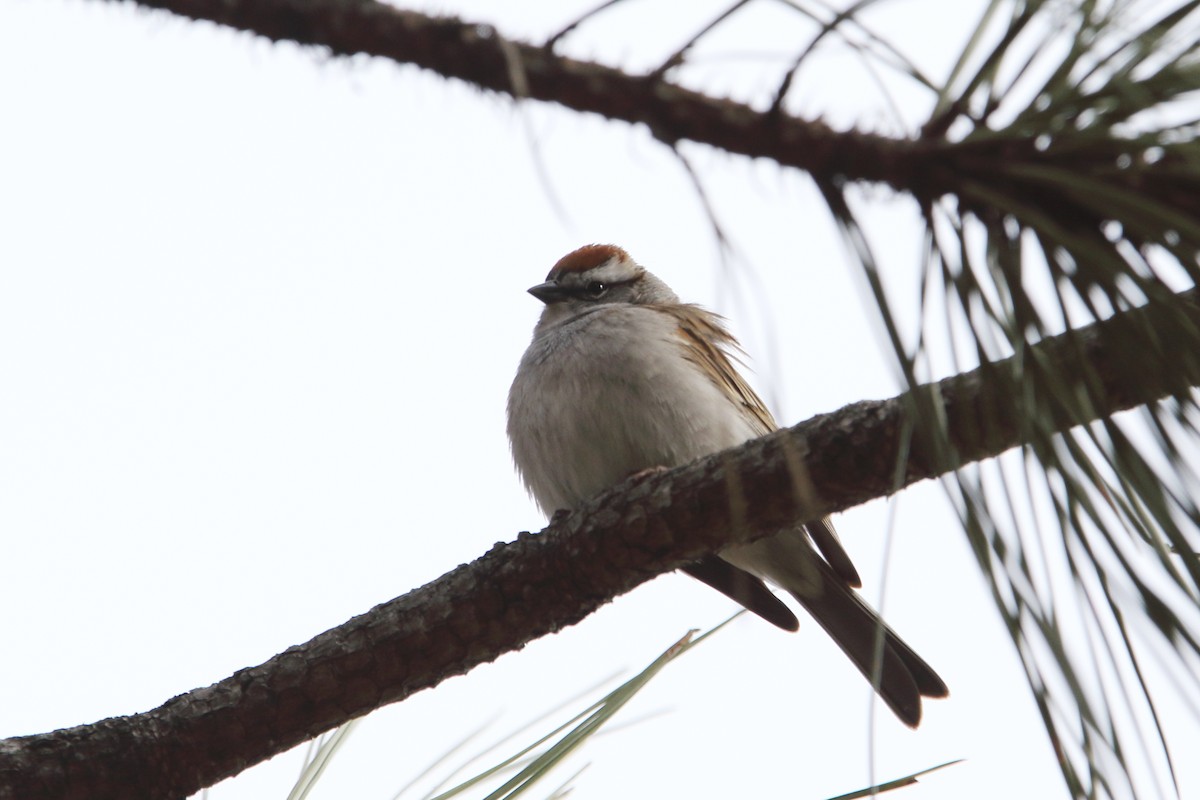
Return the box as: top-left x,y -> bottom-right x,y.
627,465 -> 670,484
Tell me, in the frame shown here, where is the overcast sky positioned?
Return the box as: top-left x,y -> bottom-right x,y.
2,2 -> 1194,799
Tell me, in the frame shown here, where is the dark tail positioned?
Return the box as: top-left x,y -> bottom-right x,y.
791,556 -> 948,727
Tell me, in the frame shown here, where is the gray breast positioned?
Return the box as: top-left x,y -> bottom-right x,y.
507,305 -> 755,514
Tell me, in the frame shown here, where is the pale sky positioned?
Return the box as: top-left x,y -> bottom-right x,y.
2,2 -> 1193,799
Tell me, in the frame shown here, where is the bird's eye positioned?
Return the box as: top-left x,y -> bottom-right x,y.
585,281 -> 607,299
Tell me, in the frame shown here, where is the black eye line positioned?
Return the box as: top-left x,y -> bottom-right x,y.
568,277 -> 632,299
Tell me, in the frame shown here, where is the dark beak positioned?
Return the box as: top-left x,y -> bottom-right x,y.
528,280 -> 570,304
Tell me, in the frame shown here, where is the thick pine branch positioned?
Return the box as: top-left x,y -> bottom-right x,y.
118,0 -> 937,191
115,0 -> 1199,224
2,287 -> 1196,800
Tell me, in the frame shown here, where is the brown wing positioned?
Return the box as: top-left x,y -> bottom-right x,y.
663,305 -> 863,586
661,304 -> 777,436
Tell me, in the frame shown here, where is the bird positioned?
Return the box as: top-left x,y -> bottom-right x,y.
506,243 -> 948,727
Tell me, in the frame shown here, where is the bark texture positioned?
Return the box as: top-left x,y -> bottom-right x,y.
119,0 -> 936,191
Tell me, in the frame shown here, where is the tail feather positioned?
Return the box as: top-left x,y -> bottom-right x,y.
722,530 -> 948,728
682,556 -> 799,631
805,517 -> 862,588
791,556 -> 948,727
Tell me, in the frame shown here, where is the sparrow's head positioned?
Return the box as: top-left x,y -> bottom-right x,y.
528,245 -> 679,328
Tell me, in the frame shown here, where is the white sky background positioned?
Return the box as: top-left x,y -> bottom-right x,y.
2,1 -> 1196,798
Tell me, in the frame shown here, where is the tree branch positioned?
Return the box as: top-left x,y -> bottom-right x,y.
2,282 -> 1196,799
116,0 -> 933,191
107,0 -> 1200,230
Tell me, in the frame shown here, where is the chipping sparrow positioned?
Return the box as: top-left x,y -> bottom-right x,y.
507,244 -> 947,727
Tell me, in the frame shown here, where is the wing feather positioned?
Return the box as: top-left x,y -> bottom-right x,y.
660,304 -> 776,436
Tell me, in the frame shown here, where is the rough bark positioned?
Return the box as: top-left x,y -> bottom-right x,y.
110,0 -> 1198,228
116,0 -> 935,192
2,287 -> 1196,800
